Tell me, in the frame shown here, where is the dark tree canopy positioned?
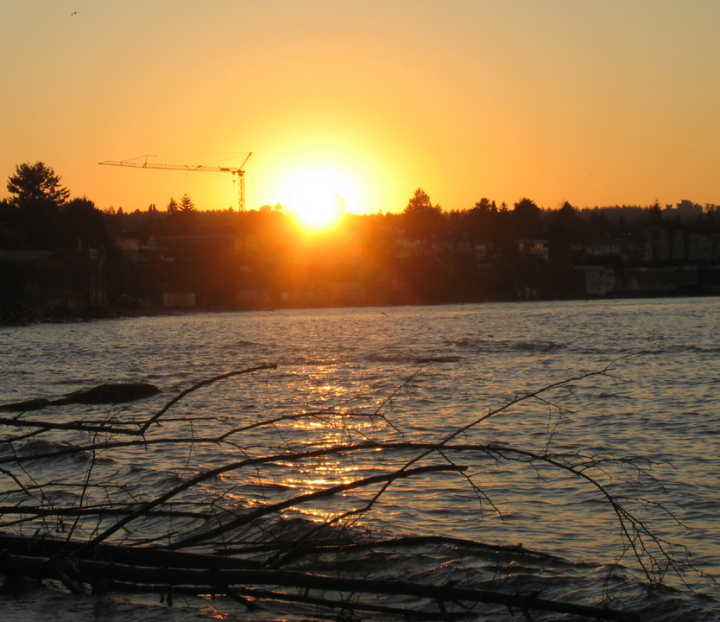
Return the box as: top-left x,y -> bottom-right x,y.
6,162 -> 70,247
512,197 -> 543,238
3,162 -> 110,250
7,161 -> 69,209
404,188 -> 439,215
559,201 -> 576,216
472,198 -> 497,215
403,188 -> 443,240
60,197 -> 109,243
465,197 -> 507,245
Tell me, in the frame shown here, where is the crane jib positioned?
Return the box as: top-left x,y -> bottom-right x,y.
99,153 -> 252,210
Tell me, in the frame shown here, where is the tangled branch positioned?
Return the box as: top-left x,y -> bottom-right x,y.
0,361 -> 710,620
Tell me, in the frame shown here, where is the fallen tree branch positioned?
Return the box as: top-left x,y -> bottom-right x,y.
0,554 -> 639,622
0,361 -> 707,621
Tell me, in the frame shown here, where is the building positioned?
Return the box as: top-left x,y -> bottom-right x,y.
513,240 -> 549,261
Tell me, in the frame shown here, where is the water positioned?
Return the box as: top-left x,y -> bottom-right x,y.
0,298 -> 719,621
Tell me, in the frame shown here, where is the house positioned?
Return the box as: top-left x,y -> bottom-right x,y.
575,266 -> 616,296
625,267 -> 698,293
513,239 -> 549,261
585,238 -> 622,258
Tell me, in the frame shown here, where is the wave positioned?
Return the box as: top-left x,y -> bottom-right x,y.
365,353 -> 420,364
510,340 -> 563,352
415,356 -> 462,364
448,338 -> 563,353
14,440 -> 98,464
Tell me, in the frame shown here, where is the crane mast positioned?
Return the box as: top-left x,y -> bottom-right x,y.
100,153 -> 252,211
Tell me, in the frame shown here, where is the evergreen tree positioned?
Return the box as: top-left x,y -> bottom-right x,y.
179,194 -> 197,213
6,162 -> 70,247
7,161 -> 69,208
403,188 -> 443,240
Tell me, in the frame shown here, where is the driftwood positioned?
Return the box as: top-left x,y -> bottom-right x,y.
0,362 -> 706,620
0,552 -> 640,622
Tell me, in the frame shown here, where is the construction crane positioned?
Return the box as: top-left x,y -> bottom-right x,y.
99,153 -> 252,211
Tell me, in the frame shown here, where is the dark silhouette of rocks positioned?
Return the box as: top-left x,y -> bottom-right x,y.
0,383 -> 161,412
0,398 -> 51,412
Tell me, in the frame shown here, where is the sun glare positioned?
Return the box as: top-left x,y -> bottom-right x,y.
278,167 -> 361,228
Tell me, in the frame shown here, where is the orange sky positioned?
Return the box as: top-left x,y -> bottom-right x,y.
2,1 -> 719,214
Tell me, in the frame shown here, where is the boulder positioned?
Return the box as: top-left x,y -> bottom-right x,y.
0,383 -> 161,412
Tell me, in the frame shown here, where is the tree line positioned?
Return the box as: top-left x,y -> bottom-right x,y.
2,161 -> 719,313
3,161 -> 717,257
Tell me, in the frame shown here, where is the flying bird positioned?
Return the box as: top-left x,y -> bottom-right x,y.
71,11 -> 79,16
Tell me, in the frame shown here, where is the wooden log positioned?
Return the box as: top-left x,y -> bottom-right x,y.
0,554 -> 640,622
0,535 -> 260,570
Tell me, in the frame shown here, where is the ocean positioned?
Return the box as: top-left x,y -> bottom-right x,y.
0,297 -> 718,621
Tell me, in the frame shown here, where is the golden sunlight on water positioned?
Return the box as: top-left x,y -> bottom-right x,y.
0,300 -> 718,620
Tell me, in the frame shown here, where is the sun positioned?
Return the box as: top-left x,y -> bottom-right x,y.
278,167 -> 361,228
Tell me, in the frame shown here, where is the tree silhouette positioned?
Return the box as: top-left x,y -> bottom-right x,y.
6,162 -> 70,248
179,194 -> 197,213
473,197 -> 497,215
7,161 -> 69,208
466,198 -> 501,244
403,188 -> 443,240
166,197 -> 179,214
649,200 -> 662,227
512,197 -> 543,239
548,202 -> 577,261
60,197 -> 109,244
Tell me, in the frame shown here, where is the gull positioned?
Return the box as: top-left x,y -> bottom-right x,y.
71,11 -> 79,16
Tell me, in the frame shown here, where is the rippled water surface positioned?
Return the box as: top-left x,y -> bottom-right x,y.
1,298 -> 719,621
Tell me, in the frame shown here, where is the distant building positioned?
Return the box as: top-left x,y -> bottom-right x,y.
439,238 -> 490,261
115,234 -> 171,263
687,234 -> 715,261
677,200 -> 703,220
662,201 -> 703,221
670,231 -> 685,261
0,244 -> 106,309
393,232 -> 424,258
115,236 -> 140,262
585,238 -> 622,258
513,239 -> 549,261
575,266 -> 616,296
625,266 -> 698,293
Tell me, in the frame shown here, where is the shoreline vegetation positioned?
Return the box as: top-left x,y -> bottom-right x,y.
2,163 -> 720,326
1,362 -> 708,620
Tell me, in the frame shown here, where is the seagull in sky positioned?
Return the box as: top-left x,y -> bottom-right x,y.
71,11 -> 79,17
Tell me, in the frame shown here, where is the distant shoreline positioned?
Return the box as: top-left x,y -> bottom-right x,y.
2,291 -> 718,328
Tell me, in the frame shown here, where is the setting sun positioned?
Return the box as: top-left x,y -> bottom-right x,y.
278,167 -> 361,228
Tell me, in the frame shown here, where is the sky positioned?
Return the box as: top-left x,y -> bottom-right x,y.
2,1 -> 719,215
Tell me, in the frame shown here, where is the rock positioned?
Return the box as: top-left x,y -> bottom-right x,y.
0,398 -> 51,412
0,383 -> 161,412
51,383 -> 161,406
0,298 -> 42,326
